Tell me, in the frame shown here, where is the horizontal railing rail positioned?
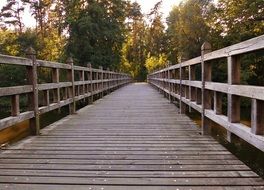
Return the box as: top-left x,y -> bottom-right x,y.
148,35 -> 264,151
0,48 -> 131,135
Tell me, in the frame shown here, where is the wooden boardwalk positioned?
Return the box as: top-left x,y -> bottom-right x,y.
0,83 -> 263,189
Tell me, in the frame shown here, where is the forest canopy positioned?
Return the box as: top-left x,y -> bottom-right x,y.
0,0 -> 263,81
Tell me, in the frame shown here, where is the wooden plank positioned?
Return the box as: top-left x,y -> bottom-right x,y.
6,146 -> 228,151
0,164 -> 250,171
1,150 -> 233,155
37,60 -> 71,69
0,154 -> 237,160
73,65 -> 89,71
38,82 -> 72,91
0,111 -> 34,131
0,54 -> 31,66
0,158 -> 243,165
1,184 -> 263,190
0,176 -> 263,186
0,170 -> 257,177
0,85 -> 33,97
38,99 -> 72,114
205,82 -> 264,101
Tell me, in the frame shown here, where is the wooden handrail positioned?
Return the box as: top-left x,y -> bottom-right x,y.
0,50 -> 131,134
148,35 -> 264,152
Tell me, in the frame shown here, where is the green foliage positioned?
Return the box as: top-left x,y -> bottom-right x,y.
166,0 -> 212,62
0,29 -> 19,55
209,0 -> 264,47
146,0 -> 166,56
121,1 -> 167,81
120,2 -> 147,81
65,0 -> 127,69
207,0 -> 264,85
145,53 -> 168,73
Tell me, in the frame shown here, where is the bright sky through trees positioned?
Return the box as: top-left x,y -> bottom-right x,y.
0,0 -> 181,27
132,0 -> 181,16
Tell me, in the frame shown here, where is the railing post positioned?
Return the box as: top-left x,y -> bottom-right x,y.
168,69 -> 172,102
251,99 -> 264,135
201,42 -> 212,135
67,57 -> 76,114
52,67 -> 60,113
189,65 -> 196,112
107,68 -> 110,94
26,47 -> 40,135
96,68 -> 99,93
99,66 -> 103,98
214,92 -> 222,115
227,56 -> 241,142
179,58 -> 187,114
11,95 -> 20,116
43,90 -> 50,107
87,63 -> 93,104
80,69 -> 85,100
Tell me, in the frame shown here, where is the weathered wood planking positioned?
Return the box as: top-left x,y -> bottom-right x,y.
0,83 -> 263,189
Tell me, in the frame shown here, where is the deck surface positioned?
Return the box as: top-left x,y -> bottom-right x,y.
0,83 -> 264,189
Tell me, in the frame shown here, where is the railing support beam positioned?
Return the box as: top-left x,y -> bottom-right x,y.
201,42 -> 212,135
67,57 -> 76,114
26,47 -> 40,135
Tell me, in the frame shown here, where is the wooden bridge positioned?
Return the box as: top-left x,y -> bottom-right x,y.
0,35 -> 264,189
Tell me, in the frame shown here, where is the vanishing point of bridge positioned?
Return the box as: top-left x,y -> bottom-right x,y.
0,35 -> 264,189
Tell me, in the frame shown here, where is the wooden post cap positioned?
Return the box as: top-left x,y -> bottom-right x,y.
25,47 -> 36,56
201,42 -> 212,52
87,62 -> 92,68
66,57 -> 73,64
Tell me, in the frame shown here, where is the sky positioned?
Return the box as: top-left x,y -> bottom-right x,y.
133,0 -> 181,17
0,0 -> 182,27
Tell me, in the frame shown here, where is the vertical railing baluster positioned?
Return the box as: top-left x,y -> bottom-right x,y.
11,95 -> 20,116
201,42 -> 212,135
227,55 -> 241,142
87,63 -> 93,104
52,68 -> 60,113
67,57 -> 76,114
251,99 -> 264,135
99,66 -> 103,98
26,47 -> 40,135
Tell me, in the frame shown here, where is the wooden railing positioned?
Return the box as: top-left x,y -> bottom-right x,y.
0,48 -> 131,135
148,35 -> 264,151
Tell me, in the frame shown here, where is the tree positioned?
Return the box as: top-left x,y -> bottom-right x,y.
144,0 -> 168,73
120,1 -> 147,81
207,0 -> 264,86
145,53 -> 168,73
166,0 -> 212,62
0,0 -> 25,33
65,0 -> 127,69
209,0 -> 264,47
146,0 -> 166,56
